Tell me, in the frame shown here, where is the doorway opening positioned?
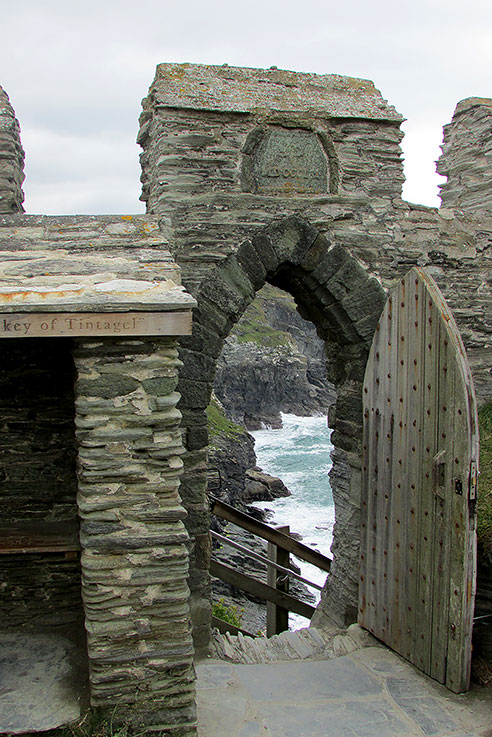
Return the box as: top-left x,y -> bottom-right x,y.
0,338 -> 90,733
209,282 -> 336,633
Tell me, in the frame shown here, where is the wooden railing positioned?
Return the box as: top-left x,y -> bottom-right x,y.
209,495 -> 332,637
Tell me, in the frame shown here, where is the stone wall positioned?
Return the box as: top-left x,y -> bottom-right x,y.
0,338 -> 77,521
0,86 -> 24,213
0,66 -> 490,725
438,98 -> 492,214
74,337 -> 196,734
139,63 -> 492,644
0,337 -> 81,631
0,213 -> 198,735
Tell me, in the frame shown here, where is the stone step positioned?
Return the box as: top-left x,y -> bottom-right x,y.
209,623 -> 377,664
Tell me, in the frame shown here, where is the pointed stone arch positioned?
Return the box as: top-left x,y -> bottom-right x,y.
176,215 -> 387,649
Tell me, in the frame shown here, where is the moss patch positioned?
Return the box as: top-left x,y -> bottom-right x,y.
232,283 -> 295,348
206,397 -> 245,441
477,402 -> 492,564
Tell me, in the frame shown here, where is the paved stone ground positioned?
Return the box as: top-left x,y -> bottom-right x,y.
196,646 -> 492,737
0,632 -> 88,734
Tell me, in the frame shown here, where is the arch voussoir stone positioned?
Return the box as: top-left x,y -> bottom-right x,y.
251,232 -> 280,274
352,301 -> 386,342
198,254 -> 255,320
261,215 -> 319,267
338,279 -> 387,342
235,239 -> 268,290
307,242 -> 353,284
193,297 -> 235,339
326,257 -> 377,302
298,232 -> 332,272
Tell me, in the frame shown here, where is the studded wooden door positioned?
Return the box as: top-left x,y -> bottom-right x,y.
359,267 -> 479,693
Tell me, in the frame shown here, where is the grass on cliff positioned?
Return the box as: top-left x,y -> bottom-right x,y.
232,283 -> 295,348
206,397 -> 245,442
478,401 -> 492,564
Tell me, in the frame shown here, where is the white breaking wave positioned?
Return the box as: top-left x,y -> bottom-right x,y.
251,413 -> 335,629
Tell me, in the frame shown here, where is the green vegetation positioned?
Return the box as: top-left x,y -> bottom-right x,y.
232,283 -> 296,348
33,709 -> 138,737
477,402 -> 492,564
212,598 -> 244,628
206,396 -> 245,441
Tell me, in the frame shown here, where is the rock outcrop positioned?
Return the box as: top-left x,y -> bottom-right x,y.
207,398 -> 291,515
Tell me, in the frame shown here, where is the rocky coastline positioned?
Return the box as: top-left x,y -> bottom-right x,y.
207,398 -> 317,634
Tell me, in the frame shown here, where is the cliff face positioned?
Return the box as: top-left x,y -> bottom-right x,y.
207,397 -> 290,514
207,399 -> 256,509
207,399 -> 294,634
214,284 -> 335,429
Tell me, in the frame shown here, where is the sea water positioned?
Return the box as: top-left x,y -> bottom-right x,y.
251,413 -> 335,629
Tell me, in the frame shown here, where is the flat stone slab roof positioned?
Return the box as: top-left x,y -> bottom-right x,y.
151,63 -> 404,122
0,214 -> 196,312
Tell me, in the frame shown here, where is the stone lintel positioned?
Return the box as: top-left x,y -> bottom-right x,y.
0,213 -> 197,327
0,278 -> 195,311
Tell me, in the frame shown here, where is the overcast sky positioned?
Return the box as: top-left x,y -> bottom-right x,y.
1,0 -> 491,214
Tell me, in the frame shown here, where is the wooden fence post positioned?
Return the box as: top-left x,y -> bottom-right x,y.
267,525 -> 290,636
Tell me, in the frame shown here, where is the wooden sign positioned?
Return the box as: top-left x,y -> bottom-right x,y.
0,311 -> 192,338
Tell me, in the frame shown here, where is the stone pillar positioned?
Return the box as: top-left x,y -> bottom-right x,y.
0,87 -> 25,213
74,337 -> 197,736
438,97 -> 492,214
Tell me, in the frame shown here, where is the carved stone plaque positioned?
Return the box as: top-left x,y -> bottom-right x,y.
252,129 -> 328,195
0,311 -> 192,338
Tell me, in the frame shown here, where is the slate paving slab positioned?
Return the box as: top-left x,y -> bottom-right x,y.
196,646 -> 492,737
254,700 -> 409,737
234,658 -> 383,702
0,632 -> 87,734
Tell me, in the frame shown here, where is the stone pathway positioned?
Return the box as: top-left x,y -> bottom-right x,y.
0,632 -> 87,734
197,633 -> 492,737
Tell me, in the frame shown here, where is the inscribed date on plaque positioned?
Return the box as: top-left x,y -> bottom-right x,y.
252,129 -> 328,195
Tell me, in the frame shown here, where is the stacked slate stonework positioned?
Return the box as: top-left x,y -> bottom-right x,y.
438,98 -> 492,214
0,86 -> 24,213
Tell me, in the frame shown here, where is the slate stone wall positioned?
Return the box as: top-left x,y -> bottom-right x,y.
139,65 -> 492,646
74,337 -> 196,735
0,86 -> 24,213
0,209 -> 197,733
438,98 -> 492,215
0,337 -> 81,630
138,109 -> 405,215
0,338 -> 77,521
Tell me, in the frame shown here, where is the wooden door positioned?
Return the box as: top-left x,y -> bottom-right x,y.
359,267 -> 479,693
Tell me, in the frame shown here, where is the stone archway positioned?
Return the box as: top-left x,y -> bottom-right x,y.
176,215 -> 387,650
